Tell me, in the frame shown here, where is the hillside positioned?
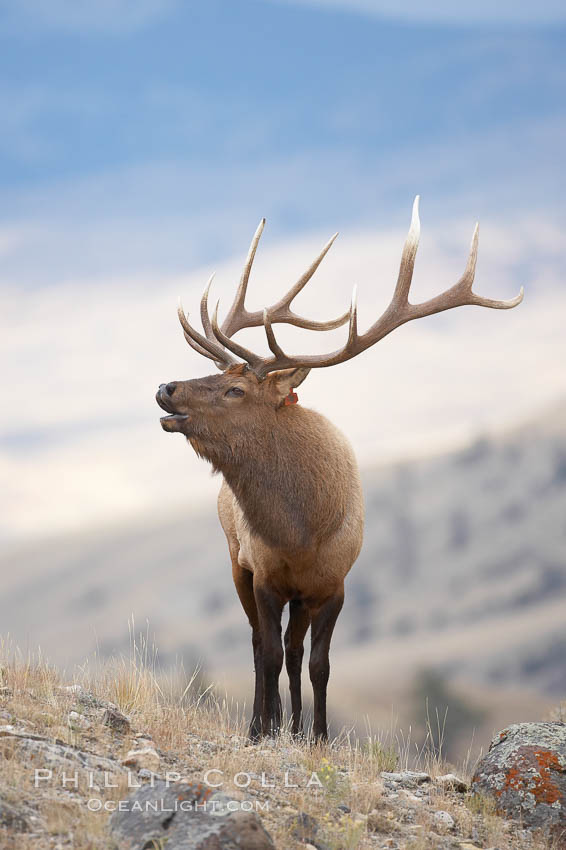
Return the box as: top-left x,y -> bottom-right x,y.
0,650 -> 555,849
2,399 -> 566,756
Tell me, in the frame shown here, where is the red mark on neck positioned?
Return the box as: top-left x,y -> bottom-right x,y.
284,389 -> 298,406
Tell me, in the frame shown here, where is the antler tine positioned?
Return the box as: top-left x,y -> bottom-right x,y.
217,223 -> 349,338
257,286 -> 358,377
195,273 -> 234,371
471,285 -> 524,310
462,223 -> 524,310
266,232 -> 350,331
177,299 -> 237,368
393,195 -> 421,306
263,308 -> 287,360
221,219 -> 266,338
461,221 -> 479,292
347,285 -> 358,348
200,273 -> 215,340
211,300 -> 264,372
415,221 -> 480,315
404,219 -> 524,318
183,330 -> 224,364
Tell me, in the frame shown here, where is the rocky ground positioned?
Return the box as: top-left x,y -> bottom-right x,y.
0,652 -> 558,850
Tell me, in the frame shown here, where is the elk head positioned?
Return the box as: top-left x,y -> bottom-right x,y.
157,197 -> 523,458
156,364 -> 311,458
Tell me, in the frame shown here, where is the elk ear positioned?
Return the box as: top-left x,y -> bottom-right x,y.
270,367 -> 311,401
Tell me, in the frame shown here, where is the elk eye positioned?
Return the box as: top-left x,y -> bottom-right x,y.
225,386 -> 245,397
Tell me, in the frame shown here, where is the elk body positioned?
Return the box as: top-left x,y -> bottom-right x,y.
156,198 -> 522,740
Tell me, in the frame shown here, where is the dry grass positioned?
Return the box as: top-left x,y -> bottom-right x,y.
0,635 -> 557,849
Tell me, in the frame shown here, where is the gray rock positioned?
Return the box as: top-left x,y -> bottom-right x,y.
401,790 -> 423,805
110,779 -> 274,849
471,721 -> 566,838
16,736 -> 124,781
0,793 -> 31,832
62,684 -> 120,713
137,768 -> 155,781
287,811 -> 331,849
0,725 -> 48,742
121,746 -> 160,772
381,770 -> 431,788
432,809 -> 455,830
67,710 -> 90,730
61,684 -> 83,695
75,689 -> 110,710
435,773 -> 468,793
102,706 -> 131,734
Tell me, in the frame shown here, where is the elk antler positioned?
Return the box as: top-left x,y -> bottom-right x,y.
178,219 -> 349,369
179,197 -> 523,378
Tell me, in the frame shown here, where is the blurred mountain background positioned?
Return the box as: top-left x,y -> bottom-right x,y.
1,0 -> 565,761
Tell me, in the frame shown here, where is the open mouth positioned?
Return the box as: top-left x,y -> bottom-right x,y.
156,387 -> 189,428
159,413 -> 188,422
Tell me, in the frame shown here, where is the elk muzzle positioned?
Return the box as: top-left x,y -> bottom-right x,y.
156,383 -> 189,432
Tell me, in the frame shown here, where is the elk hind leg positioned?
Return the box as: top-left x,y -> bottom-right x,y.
284,599 -> 310,737
309,588 -> 344,741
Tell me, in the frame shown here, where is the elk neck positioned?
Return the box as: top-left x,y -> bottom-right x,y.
190,405 -> 350,552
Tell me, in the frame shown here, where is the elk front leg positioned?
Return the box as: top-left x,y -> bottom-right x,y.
231,562 -> 263,740
284,599 -> 310,737
309,589 -> 344,740
254,581 -> 285,736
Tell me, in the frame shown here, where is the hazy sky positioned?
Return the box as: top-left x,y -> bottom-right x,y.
1,0 -> 565,540
272,0 -> 566,25
1,0 -> 564,281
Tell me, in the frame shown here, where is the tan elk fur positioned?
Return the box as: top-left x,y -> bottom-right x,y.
214,368 -> 364,600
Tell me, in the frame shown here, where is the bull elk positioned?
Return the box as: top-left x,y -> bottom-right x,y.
156,197 -> 522,740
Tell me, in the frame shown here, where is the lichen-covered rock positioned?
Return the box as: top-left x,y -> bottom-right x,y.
471,721 -> 566,839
